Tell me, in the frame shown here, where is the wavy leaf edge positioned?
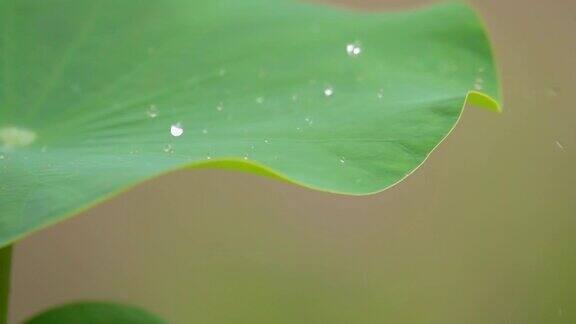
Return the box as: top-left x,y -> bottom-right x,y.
0,1 -> 502,248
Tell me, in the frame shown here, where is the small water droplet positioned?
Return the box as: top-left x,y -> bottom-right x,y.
305,117 -> 313,125
206,156 -> 212,160
339,157 -> 346,164
216,102 -> 224,112
377,89 -> 384,99
296,127 -> 302,131
474,77 -> 484,90
250,145 -> 255,150
243,155 -> 249,160
147,105 -> 159,118
292,94 -> 299,101
202,129 -> 208,134
256,97 -> 264,104
345,44 -> 355,53
170,123 -> 184,137
324,87 -> 334,97
264,139 -> 270,144
555,140 -> 565,150
0,154 -> 4,160
163,144 -> 174,154
0,126 -> 37,149
346,42 -> 362,57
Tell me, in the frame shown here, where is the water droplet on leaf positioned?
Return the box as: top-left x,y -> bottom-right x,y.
346,43 -> 362,57
147,105 -> 158,118
170,123 -> 184,137
473,77 -> 485,90
324,87 -> 334,97
163,144 -> 174,154
0,126 -> 37,149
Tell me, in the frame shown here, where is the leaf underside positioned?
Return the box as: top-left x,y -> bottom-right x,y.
25,302 -> 165,324
0,0 -> 500,247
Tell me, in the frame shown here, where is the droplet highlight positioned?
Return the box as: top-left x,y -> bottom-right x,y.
170,123 -> 184,137
346,43 -> 362,57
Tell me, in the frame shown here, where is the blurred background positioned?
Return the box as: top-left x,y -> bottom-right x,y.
8,0 -> 576,323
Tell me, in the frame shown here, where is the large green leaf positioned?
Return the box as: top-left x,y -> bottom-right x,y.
0,0 -> 500,247
25,302 -> 165,324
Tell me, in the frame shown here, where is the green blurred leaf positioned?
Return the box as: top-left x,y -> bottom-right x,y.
0,0 -> 500,247
25,302 -> 164,324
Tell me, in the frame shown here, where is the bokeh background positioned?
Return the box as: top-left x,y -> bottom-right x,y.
8,0 -> 576,323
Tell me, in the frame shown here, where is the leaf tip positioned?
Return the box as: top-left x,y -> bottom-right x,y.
466,90 -> 502,113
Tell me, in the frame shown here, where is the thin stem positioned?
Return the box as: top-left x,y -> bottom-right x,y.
0,245 -> 12,324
